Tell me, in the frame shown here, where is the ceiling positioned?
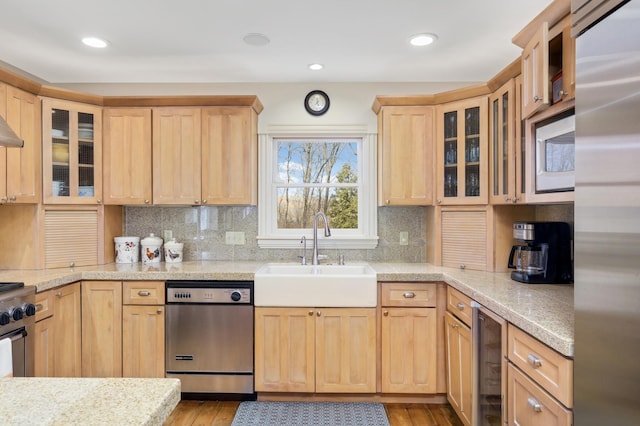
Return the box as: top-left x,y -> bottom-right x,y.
0,0 -> 552,84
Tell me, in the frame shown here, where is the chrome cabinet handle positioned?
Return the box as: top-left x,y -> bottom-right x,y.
527,353 -> 543,369
35,303 -> 43,311
527,397 -> 543,412
403,292 -> 415,299
456,302 -> 465,310
533,95 -> 542,102
138,290 -> 151,297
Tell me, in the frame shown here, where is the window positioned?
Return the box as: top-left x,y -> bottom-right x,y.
258,127 -> 377,249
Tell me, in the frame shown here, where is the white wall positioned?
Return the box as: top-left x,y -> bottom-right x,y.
57,82 -> 479,133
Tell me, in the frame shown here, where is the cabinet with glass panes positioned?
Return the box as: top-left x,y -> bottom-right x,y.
42,98 -> 102,204
435,97 -> 488,205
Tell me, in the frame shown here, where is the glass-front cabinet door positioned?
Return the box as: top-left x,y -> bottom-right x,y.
489,79 -> 517,204
42,98 -> 102,204
436,97 -> 488,205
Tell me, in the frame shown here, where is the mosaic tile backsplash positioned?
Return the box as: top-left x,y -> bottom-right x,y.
124,206 -> 428,263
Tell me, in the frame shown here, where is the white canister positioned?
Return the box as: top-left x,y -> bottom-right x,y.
164,238 -> 184,263
114,236 -> 140,263
141,233 -> 163,264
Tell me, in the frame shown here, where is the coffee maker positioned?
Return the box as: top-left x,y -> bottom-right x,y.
508,222 -> 573,284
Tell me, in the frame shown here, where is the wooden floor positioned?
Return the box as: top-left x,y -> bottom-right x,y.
164,400 -> 464,426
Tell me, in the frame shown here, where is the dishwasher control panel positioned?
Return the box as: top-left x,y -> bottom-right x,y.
166,281 -> 253,304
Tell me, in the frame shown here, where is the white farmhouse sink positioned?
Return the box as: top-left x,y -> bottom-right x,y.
254,263 -> 377,307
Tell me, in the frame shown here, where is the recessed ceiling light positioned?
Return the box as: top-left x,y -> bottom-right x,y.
82,37 -> 109,48
409,33 -> 438,47
309,63 -> 324,71
243,33 -> 270,46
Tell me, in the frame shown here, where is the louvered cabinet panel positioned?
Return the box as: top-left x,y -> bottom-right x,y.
441,209 -> 487,271
44,209 -> 99,268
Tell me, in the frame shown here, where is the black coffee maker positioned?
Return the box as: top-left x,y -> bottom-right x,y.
508,222 -> 573,284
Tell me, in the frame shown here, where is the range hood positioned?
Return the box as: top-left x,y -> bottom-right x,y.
0,116 -> 23,147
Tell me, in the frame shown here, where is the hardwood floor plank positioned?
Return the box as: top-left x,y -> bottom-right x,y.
211,401 -> 240,426
165,400 -> 203,426
407,404 -> 437,426
384,403 -> 413,426
428,404 -> 464,426
191,401 -> 222,426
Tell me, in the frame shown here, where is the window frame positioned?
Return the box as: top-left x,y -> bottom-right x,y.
257,125 -> 378,249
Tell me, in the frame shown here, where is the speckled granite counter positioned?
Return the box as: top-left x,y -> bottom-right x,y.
0,377 -> 180,425
0,261 -> 574,356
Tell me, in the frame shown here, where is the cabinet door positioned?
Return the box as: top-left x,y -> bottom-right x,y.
152,108 -> 201,205
445,312 -> 472,426
315,308 -> 376,393
522,22 -> 549,119
439,207 -> 489,271
254,307 -> 315,392
0,84 -> 7,201
103,108 -> 152,205
5,85 -> 40,203
43,208 -> 99,268
81,281 -> 122,377
122,305 -> 165,378
378,106 -> 434,206
34,316 -> 55,377
436,97 -> 488,205
53,282 -> 81,377
202,107 -> 257,205
489,79 -> 517,205
381,307 -> 437,394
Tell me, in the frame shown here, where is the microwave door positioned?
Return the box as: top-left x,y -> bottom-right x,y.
536,121 -> 576,192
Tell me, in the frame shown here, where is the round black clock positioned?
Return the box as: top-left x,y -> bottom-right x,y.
304,90 -> 330,116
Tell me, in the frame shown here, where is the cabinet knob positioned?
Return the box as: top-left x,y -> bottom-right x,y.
157,308 -> 163,314
35,303 -> 43,312
308,310 -> 314,316
96,199 -> 102,204
533,95 -> 542,102
456,302 -> 465,311
202,199 -> 207,204
436,199 -> 442,204
144,199 -> 150,204
559,90 -> 568,98
69,262 -> 75,268
385,199 -> 390,205
55,292 -> 62,297
527,353 -> 543,369
504,196 -> 511,202
527,397 -> 543,413
460,264 -> 466,270
0,196 -> 7,203
316,310 -> 322,317
383,310 -> 389,316
194,200 -> 200,205
9,195 -> 16,201
452,323 -> 459,329
138,290 -> 151,297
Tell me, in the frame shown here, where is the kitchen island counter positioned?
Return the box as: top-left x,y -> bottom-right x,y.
0,261 -> 573,356
0,377 -> 180,425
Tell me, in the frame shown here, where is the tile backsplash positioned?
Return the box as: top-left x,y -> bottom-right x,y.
124,205 -> 428,263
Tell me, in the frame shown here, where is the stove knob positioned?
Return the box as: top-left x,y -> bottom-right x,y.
10,307 -> 23,321
0,312 -> 9,326
23,303 -> 36,317
230,291 -> 242,302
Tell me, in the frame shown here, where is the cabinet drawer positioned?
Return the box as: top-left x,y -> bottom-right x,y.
446,286 -> 473,327
123,281 -> 165,305
380,282 -> 437,307
35,290 -> 54,321
508,363 -> 572,426
508,324 -> 573,408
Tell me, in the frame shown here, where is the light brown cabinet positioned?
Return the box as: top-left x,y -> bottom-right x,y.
445,311 -> 472,426
0,83 -> 41,204
34,282 -> 82,378
42,98 -> 102,204
152,106 -> 257,205
81,281 -> 122,377
435,97 -> 488,205
122,281 -> 165,378
380,282 -> 438,393
103,108 -> 152,205
377,106 -> 434,206
255,307 -> 376,393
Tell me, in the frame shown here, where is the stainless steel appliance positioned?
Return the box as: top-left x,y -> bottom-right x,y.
165,281 -> 254,397
574,1 -> 640,424
471,301 -> 507,426
0,282 -> 36,377
535,111 -> 575,192
508,221 -> 573,284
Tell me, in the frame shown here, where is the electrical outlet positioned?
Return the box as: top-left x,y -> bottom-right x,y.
399,231 -> 409,246
164,230 -> 173,241
225,231 -> 246,245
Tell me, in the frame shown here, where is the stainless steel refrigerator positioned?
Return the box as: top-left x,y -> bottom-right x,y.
574,1 -> 640,424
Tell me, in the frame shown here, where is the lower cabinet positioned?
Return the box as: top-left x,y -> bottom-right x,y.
444,311 -> 472,426
255,307 -> 376,393
34,282 -> 82,377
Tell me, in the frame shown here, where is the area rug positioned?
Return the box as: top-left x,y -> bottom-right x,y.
231,401 -> 390,426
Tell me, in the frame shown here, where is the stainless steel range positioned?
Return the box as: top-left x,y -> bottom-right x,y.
165,281 -> 254,397
0,282 -> 36,377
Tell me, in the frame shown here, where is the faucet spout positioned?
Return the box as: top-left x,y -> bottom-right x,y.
312,211 -> 331,265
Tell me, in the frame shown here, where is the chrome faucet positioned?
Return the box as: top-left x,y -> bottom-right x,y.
299,236 -> 307,265
312,211 -> 331,265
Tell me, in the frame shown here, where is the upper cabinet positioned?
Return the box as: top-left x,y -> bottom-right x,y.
0,83 -> 41,204
377,105 -> 434,206
42,98 -> 102,204
516,2 -> 574,120
436,97 -> 488,205
103,108 -> 152,205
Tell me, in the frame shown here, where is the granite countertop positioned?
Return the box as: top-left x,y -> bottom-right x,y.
0,377 -> 180,425
0,261 -> 574,357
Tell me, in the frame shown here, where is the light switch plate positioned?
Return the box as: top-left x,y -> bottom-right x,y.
163,230 -> 173,241
399,231 -> 409,246
225,231 -> 246,245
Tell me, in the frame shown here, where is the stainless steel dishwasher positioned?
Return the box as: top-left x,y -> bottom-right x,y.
165,281 -> 254,397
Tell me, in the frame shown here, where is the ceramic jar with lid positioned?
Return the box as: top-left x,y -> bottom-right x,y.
141,233 -> 163,264
114,236 -> 140,263
164,238 -> 184,263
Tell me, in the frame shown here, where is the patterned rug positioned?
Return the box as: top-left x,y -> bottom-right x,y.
231,401 -> 390,426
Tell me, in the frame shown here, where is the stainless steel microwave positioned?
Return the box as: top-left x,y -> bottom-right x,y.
535,112 -> 575,192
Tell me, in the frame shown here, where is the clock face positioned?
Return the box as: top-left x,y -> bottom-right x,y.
304,90 -> 330,116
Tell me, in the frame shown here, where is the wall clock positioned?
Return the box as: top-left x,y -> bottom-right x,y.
304,90 -> 330,116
